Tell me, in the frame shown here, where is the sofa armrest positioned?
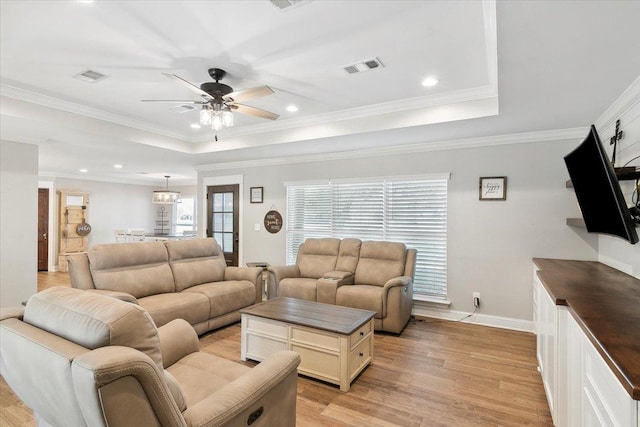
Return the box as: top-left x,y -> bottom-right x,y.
383,276 -> 412,290
182,351 -> 300,427
266,265 -> 300,298
0,307 -> 24,321
224,266 -> 263,304
72,346 -> 185,427
157,319 -> 200,368
85,289 -> 138,304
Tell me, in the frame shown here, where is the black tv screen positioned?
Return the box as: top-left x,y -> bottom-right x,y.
564,125 -> 638,244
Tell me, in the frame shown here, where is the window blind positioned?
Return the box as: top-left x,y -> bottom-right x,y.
285,175 -> 448,299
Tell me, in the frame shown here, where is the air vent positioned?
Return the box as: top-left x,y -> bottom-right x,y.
169,104 -> 197,113
342,58 -> 384,75
269,0 -> 309,10
73,69 -> 108,83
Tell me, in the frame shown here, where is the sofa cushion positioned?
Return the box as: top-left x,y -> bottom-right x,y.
335,238 -> 362,273
354,241 -> 407,286
138,292 -> 210,329
336,285 -> 383,318
182,281 -> 256,318
296,238 -> 340,278
89,242 -> 175,298
279,278 -> 318,301
165,238 -> 227,292
24,287 -> 163,370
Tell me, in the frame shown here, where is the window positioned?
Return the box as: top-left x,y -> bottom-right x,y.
175,196 -> 195,234
285,174 -> 448,299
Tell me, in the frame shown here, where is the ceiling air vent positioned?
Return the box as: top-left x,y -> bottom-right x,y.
342,58 -> 384,75
73,69 -> 108,83
269,0 -> 310,10
169,104 -> 197,114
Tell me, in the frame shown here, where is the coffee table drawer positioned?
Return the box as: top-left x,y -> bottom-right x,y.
350,320 -> 372,349
291,326 -> 340,351
291,343 -> 340,382
349,336 -> 371,379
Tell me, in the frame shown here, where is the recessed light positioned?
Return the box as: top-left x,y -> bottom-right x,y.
421,76 -> 439,87
190,123 -> 201,129
79,169 -> 88,173
114,164 -> 123,169
286,105 -> 298,113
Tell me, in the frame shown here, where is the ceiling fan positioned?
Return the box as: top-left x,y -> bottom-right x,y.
142,68 -> 279,132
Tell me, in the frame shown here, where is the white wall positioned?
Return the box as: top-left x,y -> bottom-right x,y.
52,178 -> 157,256
594,76 -> 640,277
1,140 -> 38,307
199,136 -> 598,324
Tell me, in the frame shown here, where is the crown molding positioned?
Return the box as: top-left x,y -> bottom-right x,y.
38,171 -> 170,186
195,127 -> 587,172
1,83 -> 189,142
595,75 -> 640,131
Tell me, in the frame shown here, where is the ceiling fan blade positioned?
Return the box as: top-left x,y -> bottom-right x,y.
224,85 -> 274,103
230,104 -> 279,120
141,100 -> 205,104
162,73 -> 212,99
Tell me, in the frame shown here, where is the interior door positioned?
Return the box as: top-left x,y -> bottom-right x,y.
207,184 -> 239,266
37,188 -> 49,271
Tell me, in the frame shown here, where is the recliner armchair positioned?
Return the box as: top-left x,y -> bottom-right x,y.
0,287 -> 300,427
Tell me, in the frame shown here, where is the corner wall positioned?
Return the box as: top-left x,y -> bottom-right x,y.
1,140 -> 38,307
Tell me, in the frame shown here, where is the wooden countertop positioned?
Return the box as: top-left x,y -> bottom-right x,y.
533,258 -> 640,400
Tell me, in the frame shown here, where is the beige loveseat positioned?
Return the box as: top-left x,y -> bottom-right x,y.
68,238 -> 262,335
268,238 -> 416,333
0,287 -> 300,427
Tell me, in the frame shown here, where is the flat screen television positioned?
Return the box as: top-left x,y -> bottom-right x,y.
564,125 -> 638,244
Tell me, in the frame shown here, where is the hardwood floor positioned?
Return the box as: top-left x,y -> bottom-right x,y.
0,272 -> 552,426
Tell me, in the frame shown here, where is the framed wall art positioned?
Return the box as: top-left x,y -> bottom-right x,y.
479,176 -> 507,201
250,187 -> 264,204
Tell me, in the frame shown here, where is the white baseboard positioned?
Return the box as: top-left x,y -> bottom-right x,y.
412,304 -> 534,333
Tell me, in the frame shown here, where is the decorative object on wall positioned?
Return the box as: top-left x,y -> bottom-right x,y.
153,175 -> 182,204
250,187 -> 264,203
57,190 -> 89,272
479,176 -> 507,201
264,210 -> 283,234
608,119 -> 623,166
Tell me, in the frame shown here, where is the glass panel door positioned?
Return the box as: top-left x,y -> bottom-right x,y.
207,185 -> 239,266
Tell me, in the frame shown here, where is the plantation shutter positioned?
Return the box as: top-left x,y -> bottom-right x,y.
285,174 -> 448,299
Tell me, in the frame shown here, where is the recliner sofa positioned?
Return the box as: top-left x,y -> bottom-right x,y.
68,238 -> 262,335
268,238 -> 416,333
0,287 -> 300,427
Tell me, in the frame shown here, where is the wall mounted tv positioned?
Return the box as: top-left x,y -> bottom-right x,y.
564,125 -> 638,244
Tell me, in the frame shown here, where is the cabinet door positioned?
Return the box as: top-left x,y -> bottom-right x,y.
535,274 -> 556,421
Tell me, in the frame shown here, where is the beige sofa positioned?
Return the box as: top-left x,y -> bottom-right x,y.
0,287 -> 300,427
68,238 -> 263,335
268,238 -> 416,334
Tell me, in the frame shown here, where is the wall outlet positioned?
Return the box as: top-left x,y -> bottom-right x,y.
473,292 -> 480,308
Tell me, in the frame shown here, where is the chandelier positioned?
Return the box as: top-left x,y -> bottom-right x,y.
199,101 -> 233,131
153,175 -> 182,204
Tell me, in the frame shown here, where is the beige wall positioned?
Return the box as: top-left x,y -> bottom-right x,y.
1,140 -> 38,307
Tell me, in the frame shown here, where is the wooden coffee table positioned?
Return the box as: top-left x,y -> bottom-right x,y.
240,297 -> 375,392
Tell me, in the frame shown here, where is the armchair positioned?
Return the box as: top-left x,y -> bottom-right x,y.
0,287 -> 300,427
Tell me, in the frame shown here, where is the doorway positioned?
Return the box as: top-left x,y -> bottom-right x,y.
207,184 -> 239,266
37,188 -> 49,271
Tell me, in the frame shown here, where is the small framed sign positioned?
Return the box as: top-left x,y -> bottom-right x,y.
250,187 -> 264,204
479,176 -> 507,201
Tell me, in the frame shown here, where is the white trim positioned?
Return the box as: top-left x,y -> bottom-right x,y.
595,75 -> 640,131
37,180 -> 56,272
412,302 -> 534,333
195,127 -> 587,172
201,175 -> 244,266
38,171 -> 197,187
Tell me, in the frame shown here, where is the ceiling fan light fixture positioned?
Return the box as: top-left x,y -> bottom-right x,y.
200,105 -> 212,126
222,108 -> 233,127
212,113 -> 223,131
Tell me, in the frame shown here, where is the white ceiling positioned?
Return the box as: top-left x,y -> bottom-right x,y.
1,0 -> 640,185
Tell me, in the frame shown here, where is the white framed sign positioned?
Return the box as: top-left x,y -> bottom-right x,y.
479,176 -> 507,201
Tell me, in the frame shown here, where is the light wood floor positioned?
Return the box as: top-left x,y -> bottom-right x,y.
1,272 -> 552,426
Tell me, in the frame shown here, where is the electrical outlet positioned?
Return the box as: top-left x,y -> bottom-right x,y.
473,292 -> 480,308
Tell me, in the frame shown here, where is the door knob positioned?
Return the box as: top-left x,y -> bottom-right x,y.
43,233 -> 47,240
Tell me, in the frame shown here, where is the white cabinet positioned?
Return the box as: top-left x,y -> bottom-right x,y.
534,263 -> 639,427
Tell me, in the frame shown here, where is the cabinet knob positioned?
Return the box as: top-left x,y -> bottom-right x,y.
359,352 -> 364,357
359,331 -> 364,336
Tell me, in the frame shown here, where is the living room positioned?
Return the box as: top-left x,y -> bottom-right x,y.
1,1 -> 640,426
